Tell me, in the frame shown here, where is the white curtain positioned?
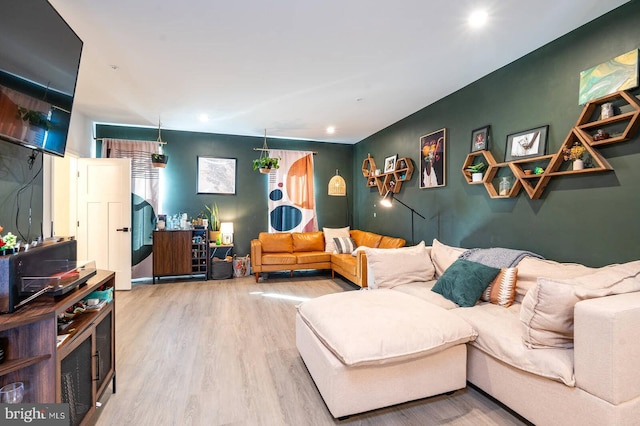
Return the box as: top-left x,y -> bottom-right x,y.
267,149 -> 318,233
101,139 -> 159,279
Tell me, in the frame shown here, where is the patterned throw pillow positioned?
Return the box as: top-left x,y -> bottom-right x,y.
480,268 -> 518,307
333,237 -> 356,254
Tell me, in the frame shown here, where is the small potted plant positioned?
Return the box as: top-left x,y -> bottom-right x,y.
562,142 -> 592,170
465,162 -> 486,182
204,203 -> 221,243
151,153 -> 168,168
252,156 -> 280,174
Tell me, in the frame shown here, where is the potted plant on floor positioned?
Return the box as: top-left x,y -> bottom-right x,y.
204,202 -> 221,243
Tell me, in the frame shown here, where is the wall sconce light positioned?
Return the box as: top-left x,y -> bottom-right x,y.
220,222 -> 234,244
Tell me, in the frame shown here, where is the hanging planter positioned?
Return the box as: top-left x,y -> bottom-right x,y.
253,156 -> 280,173
151,153 -> 168,168
253,129 -> 280,174
151,120 -> 168,168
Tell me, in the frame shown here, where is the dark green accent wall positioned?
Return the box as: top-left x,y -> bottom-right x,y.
96,125 -> 354,256
353,1 -> 640,267
0,140 -> 44,243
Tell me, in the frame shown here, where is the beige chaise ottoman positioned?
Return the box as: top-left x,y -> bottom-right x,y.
296,290 -> 477,418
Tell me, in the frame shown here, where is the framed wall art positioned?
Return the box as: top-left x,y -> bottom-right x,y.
420,128 -> 446,188
197,156 -> 237,194
471,125 -> 490,152
579,49 -> 639,105
383,154 -> 398,173
504,125 -> 548,162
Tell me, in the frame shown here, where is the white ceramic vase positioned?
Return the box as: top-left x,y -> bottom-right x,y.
573,159 -> 584,170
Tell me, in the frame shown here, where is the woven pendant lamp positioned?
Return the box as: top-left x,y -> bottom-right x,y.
328,169 -> 346,196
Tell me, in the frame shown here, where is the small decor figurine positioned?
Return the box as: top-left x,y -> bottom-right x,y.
593,129 -> 609,141
600,103 -> 614,120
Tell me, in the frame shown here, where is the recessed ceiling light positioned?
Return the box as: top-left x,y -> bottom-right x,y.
469,10 -> 488,28
326,126 -> 335,134
198,113 -> 209,123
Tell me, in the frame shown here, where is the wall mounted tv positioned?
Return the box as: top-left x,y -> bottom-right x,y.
0,0 -> 83,157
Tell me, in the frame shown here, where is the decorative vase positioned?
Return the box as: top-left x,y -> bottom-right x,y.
471,172 -> 483,182
499,177 -> 511,196
573,159 -> 584,170
600,103 -> 614,120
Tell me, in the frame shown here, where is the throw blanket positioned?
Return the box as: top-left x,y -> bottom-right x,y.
459,247 -> 544,268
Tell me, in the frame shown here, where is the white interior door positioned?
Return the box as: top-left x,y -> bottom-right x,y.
77,158 -> 132,290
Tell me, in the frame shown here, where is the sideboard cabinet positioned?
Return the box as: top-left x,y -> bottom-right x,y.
152,229 -> 208,283
0,270 -> 116,426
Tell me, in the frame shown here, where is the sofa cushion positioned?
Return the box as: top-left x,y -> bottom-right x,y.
452,302 -> 576,386
515,257 -> 595,303
261,253 -> 297,265
296,252 -> 331,264
333,237 -> 356,254
323,227 -> 350,252
393,280 -> 459,310
350,230 -> 382,248
432,259 -> 500,307
259,232 -> 293,253
331,253 -> 356,275
431,239 -> 466,278
378,235 -> 406,248
297,289 -> 477,367
481,267 -> 518,308
520,260 -> 640,349
364,241 -> 434,289
292,231 -> 325,252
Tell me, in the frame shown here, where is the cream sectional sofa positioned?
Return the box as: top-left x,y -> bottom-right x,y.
296,239 -> 640,425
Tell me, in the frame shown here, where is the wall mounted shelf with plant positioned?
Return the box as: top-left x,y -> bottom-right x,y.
362,155 -> 414,195
461,90 -> 640,200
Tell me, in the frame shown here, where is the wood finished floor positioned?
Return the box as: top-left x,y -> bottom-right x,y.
93,272 -> 528,426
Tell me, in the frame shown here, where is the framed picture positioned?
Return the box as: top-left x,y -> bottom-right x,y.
504,125 -> 549,162
197,157 -> 237,194
383,154 -> 398,173
420,128 -> 446,188
471,125 -> 490,152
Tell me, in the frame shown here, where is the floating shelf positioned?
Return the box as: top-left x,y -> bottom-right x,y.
462,90 -> 640,199
362,156 -> 414,195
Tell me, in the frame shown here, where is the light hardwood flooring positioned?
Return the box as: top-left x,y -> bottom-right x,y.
93,272 -> 529,426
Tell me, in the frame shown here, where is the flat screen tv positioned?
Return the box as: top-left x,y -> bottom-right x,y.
0,0 -> 83,157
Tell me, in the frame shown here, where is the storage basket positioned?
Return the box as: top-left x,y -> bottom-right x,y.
211,259 -> 233,280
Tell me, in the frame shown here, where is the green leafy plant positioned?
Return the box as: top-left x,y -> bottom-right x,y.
16,107 -> 51,131
204,203 -> 220,231
252,156 -> 280,171
465,162 -> 486,174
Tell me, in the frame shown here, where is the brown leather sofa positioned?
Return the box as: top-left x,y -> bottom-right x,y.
250,230 -> 405,286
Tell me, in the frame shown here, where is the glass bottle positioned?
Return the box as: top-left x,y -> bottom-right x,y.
499,177 -> 511,196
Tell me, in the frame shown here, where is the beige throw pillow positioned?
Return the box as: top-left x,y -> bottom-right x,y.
520,260 -> 640,349
364,241 -> 435,289
322,227 -> 350,252
431,239 -> 466,278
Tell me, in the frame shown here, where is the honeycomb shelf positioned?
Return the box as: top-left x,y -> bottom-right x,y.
461,90 -> 640,200
362,156 -> 414,195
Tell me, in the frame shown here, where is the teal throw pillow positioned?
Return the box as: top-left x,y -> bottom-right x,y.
431,259 -> 500,307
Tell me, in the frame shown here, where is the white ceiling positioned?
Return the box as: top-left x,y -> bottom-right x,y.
49,0 -> 629,144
